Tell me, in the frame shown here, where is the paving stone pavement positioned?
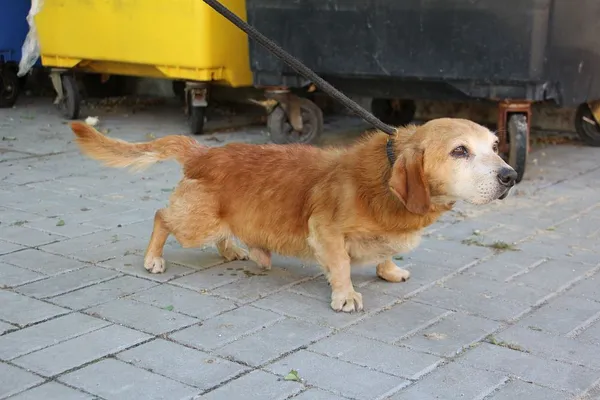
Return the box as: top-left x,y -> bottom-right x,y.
1,99 -> 600,399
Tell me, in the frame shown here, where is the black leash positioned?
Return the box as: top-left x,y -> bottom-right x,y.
202,0 -> 397,136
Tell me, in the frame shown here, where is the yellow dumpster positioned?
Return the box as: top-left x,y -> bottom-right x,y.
35,0 -> 252,134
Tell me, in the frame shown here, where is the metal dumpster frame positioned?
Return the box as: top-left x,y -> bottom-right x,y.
34,0 -> 253,135
246,0 -> 600,182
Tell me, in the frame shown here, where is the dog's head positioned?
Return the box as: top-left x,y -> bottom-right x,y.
389,118 -> 517,214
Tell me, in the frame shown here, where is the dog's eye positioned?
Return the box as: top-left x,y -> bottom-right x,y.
493,142 -> 499,153
451,146 -> 469,158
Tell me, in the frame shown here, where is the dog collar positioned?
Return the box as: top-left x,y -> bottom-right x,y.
386,138 -> 396,165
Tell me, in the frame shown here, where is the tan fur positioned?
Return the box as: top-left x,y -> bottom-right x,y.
70,122 -> 204,171
70,118 -> 514,312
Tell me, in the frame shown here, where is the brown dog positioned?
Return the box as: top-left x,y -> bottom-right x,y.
70,118 -> 516,312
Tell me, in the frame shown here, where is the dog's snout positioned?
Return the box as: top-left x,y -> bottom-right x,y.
497,167 -> 517,187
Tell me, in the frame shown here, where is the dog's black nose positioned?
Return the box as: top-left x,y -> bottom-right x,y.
497,168 -> 518,187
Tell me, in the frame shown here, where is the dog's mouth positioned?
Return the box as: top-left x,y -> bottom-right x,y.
498,187 -> 512,200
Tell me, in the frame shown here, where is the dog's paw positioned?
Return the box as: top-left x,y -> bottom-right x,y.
377,264 -> 411,283
331,289 -> 363,313
221,246 -> 249,262
249,248 -> 272,270
144,256 -> 166,274
377,260 -> 411,283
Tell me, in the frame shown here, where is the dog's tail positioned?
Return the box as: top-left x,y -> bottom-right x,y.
70,122 -> 205,171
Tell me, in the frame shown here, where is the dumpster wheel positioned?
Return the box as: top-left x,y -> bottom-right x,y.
189,105 -> 206,135
0,67 -> 19,108
268,97 -> 323,144
574,103 -> 600,147
59,75 -> 81,120
506,113 -> 528,184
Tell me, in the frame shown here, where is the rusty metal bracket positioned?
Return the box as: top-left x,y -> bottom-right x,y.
265,88 -> 303,131
497,101 -> 532,154
184,82 -> 208,115
49,69 -> 67,105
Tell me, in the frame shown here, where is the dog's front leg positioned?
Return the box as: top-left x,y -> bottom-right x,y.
308,218 -> 363,313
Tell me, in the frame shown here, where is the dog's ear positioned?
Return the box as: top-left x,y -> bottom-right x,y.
389,149 -> 431,215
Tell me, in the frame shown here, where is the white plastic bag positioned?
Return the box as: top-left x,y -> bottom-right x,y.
18,0 -> 44,77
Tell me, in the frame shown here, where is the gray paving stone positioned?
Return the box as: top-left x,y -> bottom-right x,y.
267,350 -> 406,400
23,217 -> 104,239
466,249 -> 548,282
291,389 -> 349,400
16,267 -> 119,299
0,312 -> 110,360
567,275 -> 600,302
0,321 -> 17,335
216,318 -> 332,366
253,291 -> 386,329
79,209 -> 149,229
8,382 -> 94,400
170,305 -> 282,351
414,278 -> 544,322
442,273 -> 545,305
212,265 -> 313,303
494,325 -> 600,370
50,275 -> 157,310
130,284 -> 236,320
520,295 -> 600,336
266,254 -> 323,277
389,362 -> 508,400
67,236 -> 148,263
431,219 -> 500,242
486,380 -> 569,400
407,238 -> 492,268
510,259 -> 596,291
170,264 -> 248,291
460,343 -> 600,394
0,262 -> 44,288
557,215 -> 600,238
0,206 -> 44,226
0,363 -> 45,399
0,290 -> 67,327
40,230 -> 135,257
117,339 -> 248,391
349,301 -> 451,343
86,298 -> 198,335
60,358 -> 199,400
576,320 -> 600,346
29,200 -> 132,226
518,240 -> 599,265
309,332 -> 442,379
0,240 -> 25,255
101,253 -> 196,282
400,312 -> 501,356
1,249 -> 85,275
0,225 -> 66,247
12,324 -> 151,376
200,370 -> 302,400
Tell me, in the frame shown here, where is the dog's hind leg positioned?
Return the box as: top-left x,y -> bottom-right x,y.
215,239 -> 272,270
249,248 -> 272,270
216,237 -> 249,262
144,209 -> 170,274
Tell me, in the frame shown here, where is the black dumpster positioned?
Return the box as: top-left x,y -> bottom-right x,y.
246,0 -> 600,182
